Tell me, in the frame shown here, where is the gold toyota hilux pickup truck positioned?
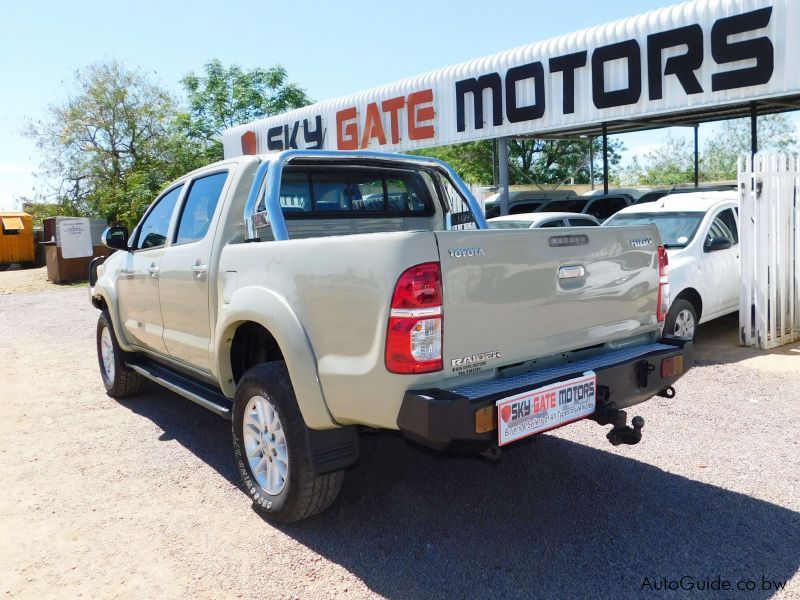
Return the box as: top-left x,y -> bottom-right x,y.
90,150 -> 691,521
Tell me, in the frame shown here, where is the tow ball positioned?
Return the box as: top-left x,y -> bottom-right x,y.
593,402 -> 645,446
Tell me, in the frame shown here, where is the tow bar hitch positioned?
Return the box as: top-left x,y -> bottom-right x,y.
594,402 -> 645,446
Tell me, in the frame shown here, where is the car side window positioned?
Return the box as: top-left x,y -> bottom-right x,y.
135,185 -> 183,250
174,172 -> 228,245
716,208 -> 738,244
569,218 -> 599,227
540,219 -> 565,227
706,212 -> 736,245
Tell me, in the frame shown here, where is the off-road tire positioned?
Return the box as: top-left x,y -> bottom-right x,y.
663,299 -> 698,341
232,362 -> 344,522
96,311 -> 145,398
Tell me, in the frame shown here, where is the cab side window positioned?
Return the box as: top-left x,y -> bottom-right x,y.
716,208 -> 738,244
136,185 -> 183,250
174,172 -> 228,245
706,210 -> 736,245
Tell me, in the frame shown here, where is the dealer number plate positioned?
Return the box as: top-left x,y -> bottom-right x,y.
496,372 -> 597,446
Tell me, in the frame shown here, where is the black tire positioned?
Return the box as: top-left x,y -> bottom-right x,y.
664,298 -> 698,340
232,362 -> 344,522
96,311 -> 145,398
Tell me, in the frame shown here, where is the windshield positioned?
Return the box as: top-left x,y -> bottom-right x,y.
605,212 -> 705,248
489,221 -> 534,229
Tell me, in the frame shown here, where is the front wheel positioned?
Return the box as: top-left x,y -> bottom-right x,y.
664,299 -> 698,340
232,362 -> 343,522
96,311 -> 145,398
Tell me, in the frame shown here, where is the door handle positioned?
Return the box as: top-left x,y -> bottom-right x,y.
191,264 -> 208,278
147,264 -> 160,278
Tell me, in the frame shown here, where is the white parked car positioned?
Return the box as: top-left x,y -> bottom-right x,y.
604,192 -> 739,340
488,212 -> 601,229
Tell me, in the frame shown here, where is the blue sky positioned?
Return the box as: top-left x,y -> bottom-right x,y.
0,0 -> 708,210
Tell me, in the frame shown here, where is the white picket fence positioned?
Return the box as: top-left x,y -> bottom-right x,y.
738,153 -> 800,348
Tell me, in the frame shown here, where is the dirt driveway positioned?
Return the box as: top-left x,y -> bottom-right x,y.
1,273 -> 798,598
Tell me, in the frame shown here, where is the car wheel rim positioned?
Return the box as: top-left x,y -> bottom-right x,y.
673,309 -> 695,339
100,326 -> 115,383
242,395 -> 288,495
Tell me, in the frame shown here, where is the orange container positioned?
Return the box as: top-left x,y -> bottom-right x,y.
0,212 -> 35,265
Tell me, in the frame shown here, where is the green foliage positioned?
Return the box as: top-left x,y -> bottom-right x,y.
19,198 -> 80,228
176,59 -> 312,161
703,114 -> 797,181
27,61 -> 203,228
622,115 -> 798,186
509,137 -> 623,186
412,137 -> 623,187
620,134 -> 695,186
410,141 -> 495,184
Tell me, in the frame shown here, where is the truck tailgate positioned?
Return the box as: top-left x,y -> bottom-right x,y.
435,226 -> 661,376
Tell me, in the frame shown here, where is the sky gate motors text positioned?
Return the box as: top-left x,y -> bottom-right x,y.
455,7 -> 773,131
239,6 -> 775,153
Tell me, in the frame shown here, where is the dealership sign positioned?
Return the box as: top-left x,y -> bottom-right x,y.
223,0 -> 795,158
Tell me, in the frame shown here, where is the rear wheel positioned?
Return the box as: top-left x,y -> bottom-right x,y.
232,362 -> 344,522
664,299 -> 697,340
96,311 -> 145,398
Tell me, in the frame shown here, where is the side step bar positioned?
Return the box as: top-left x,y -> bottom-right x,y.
127,360 -> 233,419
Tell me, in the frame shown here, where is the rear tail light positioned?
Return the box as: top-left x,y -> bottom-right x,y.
657,245 -> 670,323
385,262 -> 443,373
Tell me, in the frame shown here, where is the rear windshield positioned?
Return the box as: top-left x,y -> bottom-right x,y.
260,166 -> 434,218
605,212 -> 704,248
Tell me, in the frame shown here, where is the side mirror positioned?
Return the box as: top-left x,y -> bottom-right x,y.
704,236 -> 732,252
102,226 -> 129,251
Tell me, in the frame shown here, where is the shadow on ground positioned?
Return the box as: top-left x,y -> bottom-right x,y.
120,389 -> 799,599
692,312 -> 800,368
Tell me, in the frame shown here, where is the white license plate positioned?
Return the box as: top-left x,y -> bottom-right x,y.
496,371 -> 597,446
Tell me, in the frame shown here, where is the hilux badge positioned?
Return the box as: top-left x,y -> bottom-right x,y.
630,237 -> 653,248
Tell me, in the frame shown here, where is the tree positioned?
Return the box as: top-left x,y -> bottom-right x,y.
28,61 -> 201,227
19,198 -> 79,228
621,133 -> 695,186
510,137 -> 623,186
177,59 -> 312,161
412,136 -> 623,187
703,114 -> 798,181
410,141 -> 495,184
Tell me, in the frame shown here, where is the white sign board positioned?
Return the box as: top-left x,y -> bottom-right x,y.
58,217 -> 93,259
223,0 -> 797,157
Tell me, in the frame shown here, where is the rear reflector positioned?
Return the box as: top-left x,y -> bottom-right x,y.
661,355 -> 684,378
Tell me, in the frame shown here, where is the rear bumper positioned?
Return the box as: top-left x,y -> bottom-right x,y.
397,339 -> 692,451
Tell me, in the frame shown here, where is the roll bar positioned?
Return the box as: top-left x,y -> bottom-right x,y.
242,150 -> 488,241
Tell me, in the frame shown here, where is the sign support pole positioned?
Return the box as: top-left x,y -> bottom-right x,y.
694,125 -> 699,188
589,136 -> 595,191
602,123 -> 609,194
498,137 -> 510,216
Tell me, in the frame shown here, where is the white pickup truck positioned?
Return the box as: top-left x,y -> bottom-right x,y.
90,150 -> 692,521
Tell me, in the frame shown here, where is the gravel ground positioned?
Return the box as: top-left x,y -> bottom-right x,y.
0,272 -> 798,599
